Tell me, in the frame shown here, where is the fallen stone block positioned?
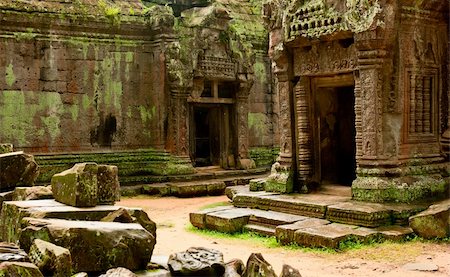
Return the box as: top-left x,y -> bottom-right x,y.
11,186 -> 53,201
0,261 -> 44,277
293,224 -> 356,248
19,218 -> 155,272
243,253 -> 276,277
99,267 -> 137,277
142,184 -> 171,196
97,164 -> 120,204
29,239 -> 72,277
0,199 -> 156,244
0,143 -> 13,154
168,247 -> 225,276
409,199 -> 450,239
51,163 -> 98,207
170,183 -> 208,197
374,225 -> 414,241
0,151 -> 39,192
206,181 -> 226,196
0,242 -> 29,263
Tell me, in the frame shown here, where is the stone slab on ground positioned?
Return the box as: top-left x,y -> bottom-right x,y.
384,203 -> 427,225
51,162 -> 98,207
20,218 -> 155,272
375,225 -> 414,241
409,199 -> 450,239
293,224 -> 357,248
205,208 -> 254,233
225,185 -> 252,200
169,183 -> 208,197
142,184 -> 171,196
0,261 -> 44,277
0,199 -> 156,243
190,206 -> 235,229
136,269 -> 172,277
326,201 -> 392,227
0,151 -> 40,192
276,218 -> 330,245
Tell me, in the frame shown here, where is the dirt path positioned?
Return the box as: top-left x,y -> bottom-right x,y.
118,195 -> 450,277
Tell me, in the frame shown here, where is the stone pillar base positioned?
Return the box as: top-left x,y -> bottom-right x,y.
352,174 -> 449,203
264,162 -> 294,193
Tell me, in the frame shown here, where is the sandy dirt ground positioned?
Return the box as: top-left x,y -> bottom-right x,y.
118,195 -> 450,277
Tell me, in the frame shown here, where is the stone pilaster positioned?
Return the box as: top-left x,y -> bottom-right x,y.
236,81 -> 255,169
264,50 -> 294,193
168,86 -> 190,158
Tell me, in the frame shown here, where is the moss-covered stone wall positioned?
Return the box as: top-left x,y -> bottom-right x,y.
0,0 -> 167,153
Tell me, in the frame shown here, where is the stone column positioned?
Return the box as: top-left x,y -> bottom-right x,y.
440,41 -> 450,158
264,50 -> 295,193
236,81 -> 255,170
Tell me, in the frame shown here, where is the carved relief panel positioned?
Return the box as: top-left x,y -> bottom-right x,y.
293,39 -> 357,76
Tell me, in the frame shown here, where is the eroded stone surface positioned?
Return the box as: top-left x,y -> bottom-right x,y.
20,218 -> 155,272
168,247 -> 225,276
11,186 -> 53,202
280,264 -> 302,277
205,209 -> 253,233
0,143 -> 13,154
99,267 -> 138,277
190,206 -> 234,229
224,258 -> 245,277
409,199 -> 450,239
326,201 -> 392,227
243,253 -> 276,277
276,218 -> 330,245
0,261 -> 43,277
0,151 -> 39,192
97,164 -> 120,204
28,239 -> 72,277
51,163 -> 98,207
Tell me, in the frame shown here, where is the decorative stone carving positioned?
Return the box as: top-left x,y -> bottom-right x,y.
168,247 -> 225,276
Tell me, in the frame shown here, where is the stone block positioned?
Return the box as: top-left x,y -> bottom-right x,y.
293,224 -> 355,248
0,143 -> 13,154
142,184 -> 171,196
168,247 -> 225,276
189,206 -> 234,229
0,151 -> 39,192
375,226 -> 414,241
11,186 -> 53,201
243,253 -> 276,277
0,199 -> 156,245
51,163 -> 98,207
0,261 -> 44,277
99,267 -> 137,277
170,183 -> 207,197
276,218 -> 330,245
409,199 -> 450,239
249,178 -> 266,192
205,209 -> 252,233
97,164 -> 120,204
29,239 -> 72,277
0,242 -> 29,263
20,218 -> 155,272
326,201 -> 392,227
206,181 -> 226,196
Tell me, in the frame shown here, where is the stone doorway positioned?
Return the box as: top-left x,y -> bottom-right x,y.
190,104 -> 235,168
312,77 -> 356,186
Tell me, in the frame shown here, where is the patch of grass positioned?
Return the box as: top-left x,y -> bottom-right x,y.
199,201 -> 232,210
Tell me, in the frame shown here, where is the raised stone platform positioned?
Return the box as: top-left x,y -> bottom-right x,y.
190,186 -> 429,248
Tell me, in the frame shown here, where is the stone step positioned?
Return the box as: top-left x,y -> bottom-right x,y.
141,173 -> 269,198
231,187 -> 427,227
190,205 -> 416,249
244,224 -> 276,237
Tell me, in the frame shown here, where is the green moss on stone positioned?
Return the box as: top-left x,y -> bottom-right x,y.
5,64 -> 16,87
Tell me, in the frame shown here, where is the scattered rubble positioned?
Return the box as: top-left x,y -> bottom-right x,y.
168,247 -> 225,276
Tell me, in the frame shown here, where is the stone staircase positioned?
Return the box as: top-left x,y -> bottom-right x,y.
190,186 -> 429,248
132,167 -> 270,197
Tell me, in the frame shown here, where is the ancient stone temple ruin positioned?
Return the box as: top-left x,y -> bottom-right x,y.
264,0 -> 449,202
0,0 -> 277,184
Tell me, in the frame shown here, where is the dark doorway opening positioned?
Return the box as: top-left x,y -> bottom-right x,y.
314,85 -> 356,185
191,105 -> 235,168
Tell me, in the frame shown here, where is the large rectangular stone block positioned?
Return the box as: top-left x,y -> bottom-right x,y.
51,163 -> 98,207
0,151 -> 39,192
20,218 -> 155,272
97,164 -> 120,204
